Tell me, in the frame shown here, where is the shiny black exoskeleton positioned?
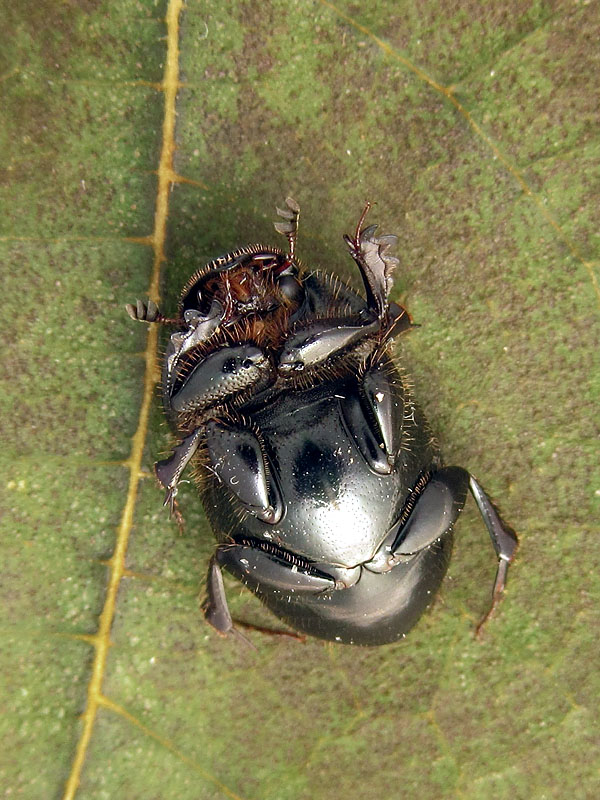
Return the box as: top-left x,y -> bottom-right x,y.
127,199 -> 518,645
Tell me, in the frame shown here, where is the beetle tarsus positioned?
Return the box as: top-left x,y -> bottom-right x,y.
229,626 -> 257,650
468,474 -> 518,635
233,618 -> 307,643
475,557 -> 510,638
163,486 -> 185,531
353,201 -> 372,245
155,429 -> 202,530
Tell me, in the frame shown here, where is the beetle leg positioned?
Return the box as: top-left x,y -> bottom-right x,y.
392,467 -> 468,558
203,551 -> 309,644
125,298 -> 181,325
364,467 -> 518,632
343,206 -> 399,320
278,317 -> 380,374
234,619 -> 307,643
339,389 -> 393,475
385,301 -> 414,339
155,429 -> 202,526
163,300 -> 224,400
342,208 -> 417,343
217,541 -> 338,594
170,345 -> 274,415
203,554 -> 234,636
364,467 -> 469,574
202,554 -> 255,647
468,475 -> 519,635
205,421 -> 283,524
348,359 -> 406,472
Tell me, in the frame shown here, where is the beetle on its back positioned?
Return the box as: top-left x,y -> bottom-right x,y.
127,199 -> 518,645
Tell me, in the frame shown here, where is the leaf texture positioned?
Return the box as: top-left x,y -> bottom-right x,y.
1,1 -> 599,798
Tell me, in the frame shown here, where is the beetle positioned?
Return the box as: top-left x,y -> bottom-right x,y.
127,198 -> 518,645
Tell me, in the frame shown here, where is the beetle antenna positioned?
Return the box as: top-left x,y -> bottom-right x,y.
274,196 -> 300,259
125,298 -> 183,325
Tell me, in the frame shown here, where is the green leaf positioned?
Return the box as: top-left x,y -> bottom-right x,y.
2,1 -> 598,798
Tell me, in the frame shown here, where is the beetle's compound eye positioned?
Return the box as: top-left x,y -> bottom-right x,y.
277,274 -> 304,305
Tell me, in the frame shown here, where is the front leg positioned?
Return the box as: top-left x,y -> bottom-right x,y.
169,345 -> 274,415
276,211 -> 411,375
277,317 -> 380,374
343,203 -> 399,321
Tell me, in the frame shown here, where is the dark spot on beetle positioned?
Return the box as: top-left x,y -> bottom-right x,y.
293,441 -> 341,502
239,443 -> 259,476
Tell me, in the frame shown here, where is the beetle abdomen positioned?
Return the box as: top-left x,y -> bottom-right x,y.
254,534 -> 453,646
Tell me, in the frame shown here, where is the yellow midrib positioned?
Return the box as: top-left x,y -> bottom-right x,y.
62,1 -> 183,797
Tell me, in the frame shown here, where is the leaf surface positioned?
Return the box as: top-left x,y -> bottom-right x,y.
1,1 -> 599,798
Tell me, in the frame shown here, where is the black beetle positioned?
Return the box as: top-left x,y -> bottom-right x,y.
127,199 -> 518,645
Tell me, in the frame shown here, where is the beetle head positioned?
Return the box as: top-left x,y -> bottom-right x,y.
179,248 -> 304,332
